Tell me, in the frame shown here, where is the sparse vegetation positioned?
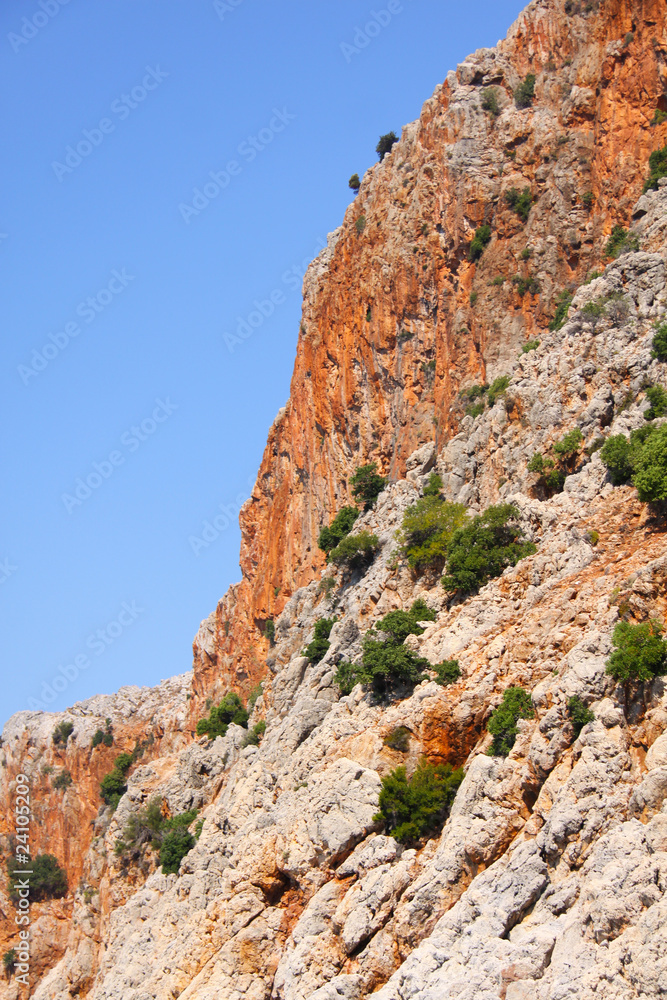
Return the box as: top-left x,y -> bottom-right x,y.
528,452 -> 566,495
241,721 -> 267,747
304,618 -> 336,663
582,190 -> 595,210
376,131 -> 399,161
567,695 -> 595,738
350,462 -> 387,510
651,110 -> 667,126
468,224 -> 492,262
114,797 -> 199,875
606,620 -> 667,684
383,726 -> 411,752
433,659 -> 461,685
443,504 -> 536,595
470,291 -> 478,306
396,476 -> 468,571
466,401 -> 485,418
348,173 -> 360,192
645,384 -> 667,420
196,693 -> 248,739
487,686 -> 534,756
605,225 -> 639,258
632,424 -> 667,502
53,770 -> 73,791
356,216 -> 366,233
92,719 -> 113,748
100,752 -> 134,809
487,375 -> 511,407
480,87 -> 501,117
328,530 -> 379,569
521,339 -> 540,353
505,187 -> 533,222
520,246 -> 532,261
160,829 -> 196,876
373,759 -> 464,844
3,949 -> 16,977
550,290 -> 573,330
512,274 -> 540,296
552,427 -> 583,462
652,323 -> 667,361
318,505 -> 360,555
264,620 -> 275,645
7,853 -> 67,901
600,429 -> 651,486
52,721 -> 74,746
514,73 -> 536,109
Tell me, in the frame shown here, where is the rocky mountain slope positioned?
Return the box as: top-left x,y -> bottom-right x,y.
3,0 -> 667,997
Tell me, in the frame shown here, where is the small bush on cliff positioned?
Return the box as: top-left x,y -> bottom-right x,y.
487,686 -> 534,756
606,620 -> 667,684
522,339 -> 540,353
383,726 -> 411,752
605,225 -> 639,259
528,452 -> 566,495
376,131 -> 399,161
643,143 -> 667,192
567,695 -> 595,738
481,87 -> 500,117
318,505 -> 360,554
52,721 -> 74,746
100,752 -> 134,809
304,617 -> 336,663
350,462 -> 387,509
396,478 -> 468,571
348,173 -> 360,192
160,829 -> 196,875
92,719 -> 113,748
487,375 -> 511,407
263,620 -> 275,645
645,384 -> 667,420
632,424 -> 667,502
374,759 -> 464,843
433,659 -> 461,686
552,427 -> 583,462
443,504 -> 536,595
468,224 -> 492,262
514,73 -> 536,109
549,290 -> 573,331
371,598 -> 436,643
115,797 -> 199,875
3,949 -> 16,977
7,853 -> 67,902
328,530 -> 379,569
505,187 -> 532,222
652,323 -> 667,361
196,693 -> 248,739
53,770 -> 73,791
241,721 -> 266,747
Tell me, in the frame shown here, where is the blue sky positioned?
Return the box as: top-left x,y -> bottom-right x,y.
0,0 -> 526,725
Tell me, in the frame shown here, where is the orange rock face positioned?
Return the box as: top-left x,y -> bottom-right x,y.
192,0 -> 667,711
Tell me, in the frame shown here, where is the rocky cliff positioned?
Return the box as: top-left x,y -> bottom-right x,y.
3,0 -> 667,997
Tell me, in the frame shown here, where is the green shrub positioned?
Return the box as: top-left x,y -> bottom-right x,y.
582,190 -> 595,209
443,504 -> 536,594
468,224 -> 492,261
52,721 -> 74,746
7,853 -> 67,902
552,427 -> 583,460
461,383 -> 488,401
53,770 -> 73,791
264,620 -> 275,645
433,659 -> 461,685
470,291 -> 478,306
632,424 -> 667,501
333,660 -> 361,696
328,530 -> 379,568
567,695 -> 595,738
505,187 -> 533,221
586,436 -> 606,456
605,224 -> 639,258
115,798 -> 200,868
100,752 -> 134,808
652,323 -> 667,361
247,682 -> 263,712
241,721 -> 267,747
521,339 -> 540,353
520,246 -> 532,261
466,401 -> 485,418
376,131 -> 399,161
549,290 -> 573,330
304,617 -> 336,662
373,759 -> 464,843
487,686 -> 534,756
645,384 -> 667,420
351,462 -> 387,509
348,173 -> 360,192
91,729 -> 105,748
606,620 -> 667,683
512,274 -> 540,296
600,433 -> 635,484
643,142 -> 667,191
423,472 -> 443,496
487,375 -> 511,407
514,73 -> 536,109
480,87 -> 500,117
371,598 -> 436,644
103,731 -> 113,747
383,726 -> 411,752
3,949 -> 16,976
160,829 -> 195,875
318,505 -> 360,554
196,692 -> 248,739
396,490 -> 468,570
651,110 -> 667,126
528,453 -> 565,494
491,275 -> 505,286
356,216 -> 366,233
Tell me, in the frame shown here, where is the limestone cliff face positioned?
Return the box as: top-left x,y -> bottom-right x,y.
193,0 -> 667,706
4,1 -> 667,998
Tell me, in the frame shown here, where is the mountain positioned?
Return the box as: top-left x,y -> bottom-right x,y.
3,0 -> 667,997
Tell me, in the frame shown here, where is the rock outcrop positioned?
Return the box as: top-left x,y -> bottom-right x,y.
3,0 -> 667,997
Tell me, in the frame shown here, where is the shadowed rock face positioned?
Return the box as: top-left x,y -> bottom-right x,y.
4,1 -> 667,998
192,0 -> 667,708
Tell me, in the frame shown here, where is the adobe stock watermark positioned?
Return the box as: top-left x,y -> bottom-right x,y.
223,235 -> 327,352
179,107 -> 296,224
61,398 -> 177,514
8,0 -> 73,55
340,1 -> 405,63
17,268 -> 135,386
0,559 -> 18,585
52,66 -> 169,181
213,0 -> 246,20
26,601 -> 144,711
189,475 -> 255,556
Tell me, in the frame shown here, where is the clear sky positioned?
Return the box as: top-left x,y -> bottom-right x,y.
0,0 -> 527,726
